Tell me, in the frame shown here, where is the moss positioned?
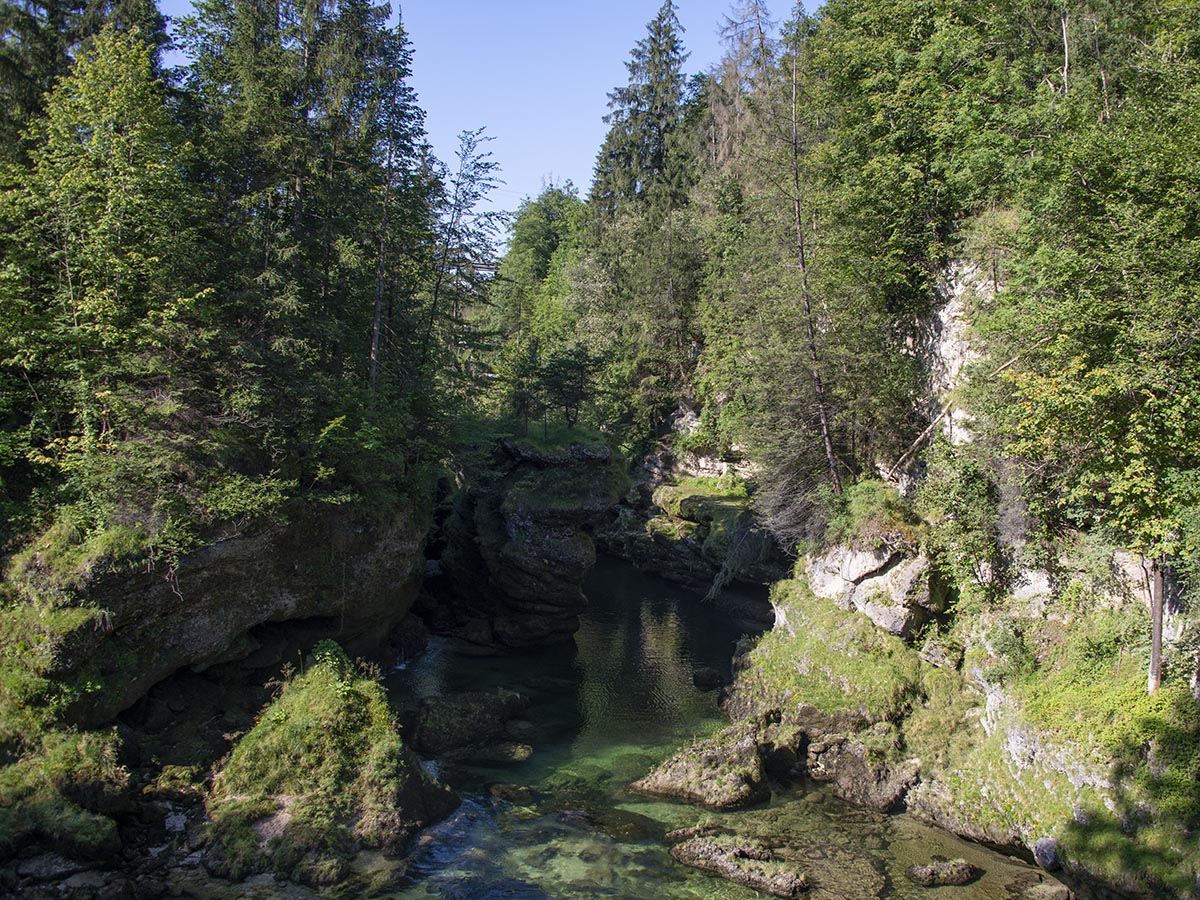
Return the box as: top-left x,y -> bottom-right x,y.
1009,608 -> 1200,894
207,642 -> 455,884
0,728 -> 126,861
651,476 -> 754,566
8,517 -> 149,602
901,666 -> 979,774
738,580 -> 924,722
653,475 -> 749,520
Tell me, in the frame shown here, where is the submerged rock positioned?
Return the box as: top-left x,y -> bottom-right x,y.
670,836 -> 808,898
630,727 -> 768,810
412,690 -> 528,756
692,666 -> 725,692
445,741 -> 533,766
904,856 -> 983,887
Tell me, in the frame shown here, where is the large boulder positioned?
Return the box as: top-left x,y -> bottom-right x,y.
805,547 -> 948,641
630,726 -> 769,810
205,648 -> 457,886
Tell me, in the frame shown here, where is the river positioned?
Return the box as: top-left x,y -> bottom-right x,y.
371,556 -> 1050,900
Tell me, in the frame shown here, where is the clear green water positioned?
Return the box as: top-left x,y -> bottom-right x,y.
370,558 -> 1053,900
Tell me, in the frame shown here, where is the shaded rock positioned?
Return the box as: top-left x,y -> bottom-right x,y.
389,614 -> 429,663
134,876 -> 167,898
693,666 -> 724,692
1033,837 -> 1061,872
16,853 -> 89,882
438,439 -> 625,648
413,691 -> 527,755
670,836 -> 808,898
487,783 -> 536,805
904,856 -> 982,887
631,728 -> 769,810
807,739 -> 920,812
446,741 -> 533,766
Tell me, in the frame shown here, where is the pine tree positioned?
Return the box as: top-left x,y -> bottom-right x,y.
591,0 -> 688,212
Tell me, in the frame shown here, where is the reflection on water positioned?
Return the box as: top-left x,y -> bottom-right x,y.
381,558 -> 1049,900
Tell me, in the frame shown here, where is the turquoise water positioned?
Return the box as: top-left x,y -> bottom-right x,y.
378,558 -> 1055,900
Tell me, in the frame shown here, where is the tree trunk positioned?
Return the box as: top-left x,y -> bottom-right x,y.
790,45 -> 841,495
1148,554 -> 1164,695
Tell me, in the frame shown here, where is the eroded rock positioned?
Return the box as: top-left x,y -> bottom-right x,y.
904,856 -> 983,887
438,439 -> 625,647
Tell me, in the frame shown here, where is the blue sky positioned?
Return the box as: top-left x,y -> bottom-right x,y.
157,1 -> 810,213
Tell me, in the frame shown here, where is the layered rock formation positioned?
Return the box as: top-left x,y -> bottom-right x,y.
26,504 -> 430,725
598,475 -> 787,601
437,437 -> 625,646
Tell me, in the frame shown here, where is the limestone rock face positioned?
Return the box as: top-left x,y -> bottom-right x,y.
438,438 -> 625,647
51,505 -> 429,726
805,546 -> 947,641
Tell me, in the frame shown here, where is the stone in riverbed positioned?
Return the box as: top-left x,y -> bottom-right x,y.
630,727 -> 768,810
412,690 -> 528,755
445,741 -> 533,766
670,836 -> 808,898
904,856 -> 983,886
692,666 -> 725,691
16,853 -> 89,882
664,821 -> 726,845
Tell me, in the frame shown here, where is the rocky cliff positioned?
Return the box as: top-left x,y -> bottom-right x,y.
435,436 -> 626,647
18,502 -> 430,726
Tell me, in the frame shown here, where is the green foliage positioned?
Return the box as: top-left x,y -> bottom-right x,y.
824,479 -> 921,550
0,727 -> 127,861
916,440 -> 1004,596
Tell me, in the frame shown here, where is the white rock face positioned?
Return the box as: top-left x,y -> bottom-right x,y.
928,261 -> 989,446
805,546 -> 943,640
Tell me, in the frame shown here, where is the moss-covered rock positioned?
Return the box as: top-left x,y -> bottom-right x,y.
599,475 -> 788,593
410,690 -> 528,756
8,501 -> 431,728
205,643 -> 456,886
714,564 -> 1200,900
669,834 -> 809,898
0,729 -> 127,864
630,725 -> 769,810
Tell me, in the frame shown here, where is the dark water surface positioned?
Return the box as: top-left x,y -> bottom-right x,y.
366,557 -> 1050,900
